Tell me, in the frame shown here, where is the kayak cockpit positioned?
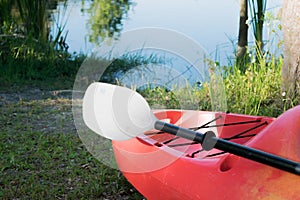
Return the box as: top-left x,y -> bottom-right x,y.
140,110 -> 275,159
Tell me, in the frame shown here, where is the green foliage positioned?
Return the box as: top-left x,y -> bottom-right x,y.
0,0 -> 69,49
0,0 -> 15,30
0,0 -> 76,88
0,35 -> 84,89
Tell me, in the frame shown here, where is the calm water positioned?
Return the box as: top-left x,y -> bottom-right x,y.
54,0 -> 282,64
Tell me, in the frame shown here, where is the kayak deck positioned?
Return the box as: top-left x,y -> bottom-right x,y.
112,107 -> 300,200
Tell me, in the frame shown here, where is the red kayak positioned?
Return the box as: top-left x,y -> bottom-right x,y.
112,106 -> 300,199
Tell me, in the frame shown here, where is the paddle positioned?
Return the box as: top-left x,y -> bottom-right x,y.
82,82 -> 300,176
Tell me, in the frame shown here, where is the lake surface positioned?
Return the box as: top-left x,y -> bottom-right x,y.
54,0 -> 283,64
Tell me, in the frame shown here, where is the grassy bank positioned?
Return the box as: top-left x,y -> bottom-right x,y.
141,54 -> 287,117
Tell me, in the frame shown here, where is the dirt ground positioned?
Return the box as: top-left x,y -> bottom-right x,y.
0,88 -> 76,134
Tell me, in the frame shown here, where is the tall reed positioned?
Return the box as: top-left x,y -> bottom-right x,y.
224,54 -> 282,116
249,0 -> 267,55
16,0 -> 48,42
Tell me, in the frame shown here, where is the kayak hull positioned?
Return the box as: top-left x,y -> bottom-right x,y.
112,106 -> 300,199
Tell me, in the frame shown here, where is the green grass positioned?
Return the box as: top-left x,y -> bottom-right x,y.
0,131 -> 142,199
0,99 -> 143,199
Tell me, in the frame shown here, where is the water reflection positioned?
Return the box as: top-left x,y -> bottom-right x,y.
1,0 -> 282,62
57,0 -> 282,63
0,0 -> 131,51
86,0 -> 132,44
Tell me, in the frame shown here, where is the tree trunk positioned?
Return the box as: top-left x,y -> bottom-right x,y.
281,0 -> 300,100
236,0 -> 248,61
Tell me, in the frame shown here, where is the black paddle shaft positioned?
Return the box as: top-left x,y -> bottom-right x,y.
154,121 -> 300,176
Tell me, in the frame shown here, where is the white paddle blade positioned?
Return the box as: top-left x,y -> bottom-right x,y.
82,82 -> 157,140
